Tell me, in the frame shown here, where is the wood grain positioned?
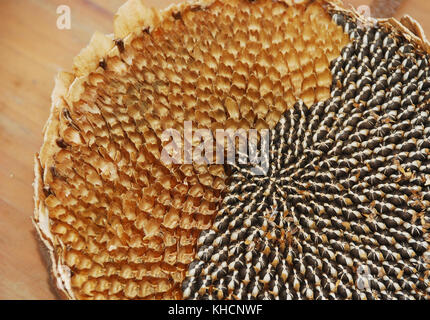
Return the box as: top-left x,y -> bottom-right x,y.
347,0 -> 430,33
0,0 -> 428,300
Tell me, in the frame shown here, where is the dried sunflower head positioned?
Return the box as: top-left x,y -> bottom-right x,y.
34,0 -> 430,300
183,8 -> 430,300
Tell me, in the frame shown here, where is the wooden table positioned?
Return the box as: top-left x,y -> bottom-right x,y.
0,0 -> 428,300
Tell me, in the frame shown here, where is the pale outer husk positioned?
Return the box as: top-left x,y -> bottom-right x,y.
33,0 -> 430,299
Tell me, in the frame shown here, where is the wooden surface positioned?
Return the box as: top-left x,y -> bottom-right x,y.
0,0 -> 429,300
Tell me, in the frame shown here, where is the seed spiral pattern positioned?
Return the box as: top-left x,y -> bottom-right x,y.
183,15 -> 430,300
34,0 -> 350,300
